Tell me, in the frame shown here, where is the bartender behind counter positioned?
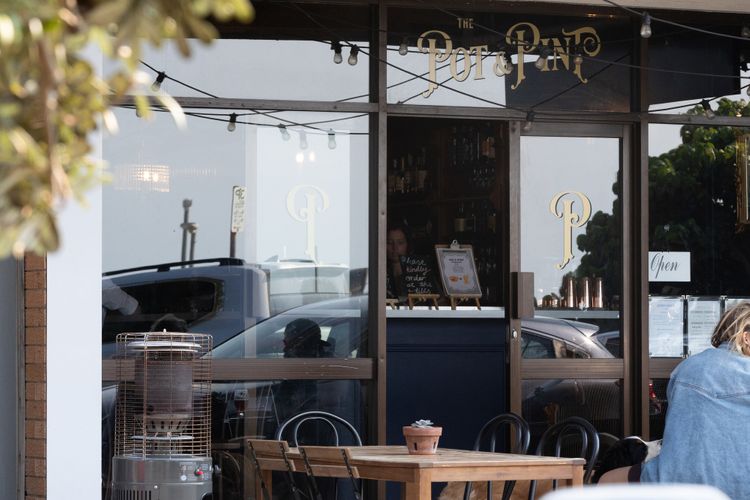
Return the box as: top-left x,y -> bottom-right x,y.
386,221 -> 411,301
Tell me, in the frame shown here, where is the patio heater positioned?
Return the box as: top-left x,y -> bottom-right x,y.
111,331 -> 213,500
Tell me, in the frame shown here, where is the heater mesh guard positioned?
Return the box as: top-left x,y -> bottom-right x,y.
114,331 -> 212,458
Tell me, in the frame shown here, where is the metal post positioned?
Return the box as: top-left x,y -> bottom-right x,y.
181,199 -> 192,262
229,232 -> 236,258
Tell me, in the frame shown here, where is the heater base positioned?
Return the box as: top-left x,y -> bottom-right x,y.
112,455 -> 213,500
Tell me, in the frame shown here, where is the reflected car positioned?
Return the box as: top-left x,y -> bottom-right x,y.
519,317 -> 623,439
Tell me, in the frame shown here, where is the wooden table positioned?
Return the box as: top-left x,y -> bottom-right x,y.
256,445 -> 585,500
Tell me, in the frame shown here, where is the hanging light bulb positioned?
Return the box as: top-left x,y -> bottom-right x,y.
327,129 -> 337,149
151,71 -> 166,91
700,99 -> 715,119
308,151 -> 316,162
398,38 -> 408,56
348,45 -> 360,66
331,41 -> 343,64
493,51 -> 513,76
523,111 -> 535,132
299,130 -> 308,150
227,113 -> 238,132
295,152 -> 305,164
534,45 -> 551,70
742,26 -> 750,38
640,12 -> 652,39
278,124 -> 291,141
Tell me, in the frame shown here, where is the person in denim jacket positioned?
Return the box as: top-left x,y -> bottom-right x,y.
638,302 -> 750,499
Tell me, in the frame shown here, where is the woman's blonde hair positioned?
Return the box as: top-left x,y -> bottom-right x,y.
710,302 -> 750,355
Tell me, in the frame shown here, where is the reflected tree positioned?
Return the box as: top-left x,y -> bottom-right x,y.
574,98 -> 750,298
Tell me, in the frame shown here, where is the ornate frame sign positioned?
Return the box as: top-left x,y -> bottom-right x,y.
435,242 -> 482,298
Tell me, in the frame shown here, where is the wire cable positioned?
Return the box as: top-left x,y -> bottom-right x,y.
599,0 -> 750,42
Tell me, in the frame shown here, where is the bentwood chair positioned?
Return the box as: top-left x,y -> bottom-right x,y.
275,410 -> 363,500
464,412 -> 531,500
275,410 -> 363,446
246,438 -> 304,500
528,416 -> 600,500
298,445 -> 363,500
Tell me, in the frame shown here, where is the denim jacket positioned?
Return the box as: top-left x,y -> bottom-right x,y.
641,342 -> 750,499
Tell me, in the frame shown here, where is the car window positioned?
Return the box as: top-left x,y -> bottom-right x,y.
521,332 -> 590,359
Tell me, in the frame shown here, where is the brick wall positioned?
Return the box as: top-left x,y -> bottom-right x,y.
24,254 -> 46,500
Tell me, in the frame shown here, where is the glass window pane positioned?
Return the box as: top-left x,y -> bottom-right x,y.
101,111 -> 369,358
522,378 -> 623,446
106,4 -> 371,102
520,136 -> 622,356
648,123 -> 750,357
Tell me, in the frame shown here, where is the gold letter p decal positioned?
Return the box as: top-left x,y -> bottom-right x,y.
549,191 -> 592,270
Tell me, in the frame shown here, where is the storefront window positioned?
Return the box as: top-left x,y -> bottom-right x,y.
104,3 -> 371,102
386,7 -> 631,112
648,123 -> 750,357
520,135 -> 622,349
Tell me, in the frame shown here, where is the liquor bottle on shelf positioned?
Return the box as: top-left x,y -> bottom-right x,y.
454,203 -> 467,233
396,159 -> 406,195
388,159 -> 397,195
416,147 -> 428,193
401,158 -> 412,195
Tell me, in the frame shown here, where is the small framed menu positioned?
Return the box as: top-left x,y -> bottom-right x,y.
435,242 -> 482,309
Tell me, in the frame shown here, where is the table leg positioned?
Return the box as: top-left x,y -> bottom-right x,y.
403,470 -> 433,500
565,465 -> 584,488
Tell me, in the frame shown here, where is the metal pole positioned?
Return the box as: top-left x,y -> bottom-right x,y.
189,225 -> 197,263
181,199 -> 192,262
230,231 -> 236,258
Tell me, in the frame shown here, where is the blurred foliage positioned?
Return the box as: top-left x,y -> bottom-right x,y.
576,98 -> 750,299
0,0 -> 254,258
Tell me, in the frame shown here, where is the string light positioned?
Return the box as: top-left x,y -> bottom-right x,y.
151,71 -> 166,91
227,113 -> 237,131
523,111 -> 535,132
700,99 -> 715,119
398,38 -> 409,56
348,45 -> 360,66
299,130 -> 308,149
535,45 -> 552,70
327,129 -> 336,149
743,26 -> 750,38
331,41 -> 343,64
279,124 -> 291,140
640,12 -> 652,38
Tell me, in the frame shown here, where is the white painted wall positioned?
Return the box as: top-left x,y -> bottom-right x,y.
47,183 -> 102,499
0,258 -> 19,499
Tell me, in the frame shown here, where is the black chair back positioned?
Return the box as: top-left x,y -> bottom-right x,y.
528,416 -> 600,500
464,412 -> 531,500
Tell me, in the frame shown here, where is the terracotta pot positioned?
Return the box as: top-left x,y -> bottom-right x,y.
402,425 -> 442,455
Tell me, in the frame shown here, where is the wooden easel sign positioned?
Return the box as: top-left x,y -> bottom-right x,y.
435,241 -> 482,310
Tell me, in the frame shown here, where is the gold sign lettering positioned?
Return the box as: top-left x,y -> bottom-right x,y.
286,185 -> 330,261
416,21 -> 601,96
549,191 -> 592,270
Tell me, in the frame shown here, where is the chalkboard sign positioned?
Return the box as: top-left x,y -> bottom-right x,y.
399,255 -> 440,295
